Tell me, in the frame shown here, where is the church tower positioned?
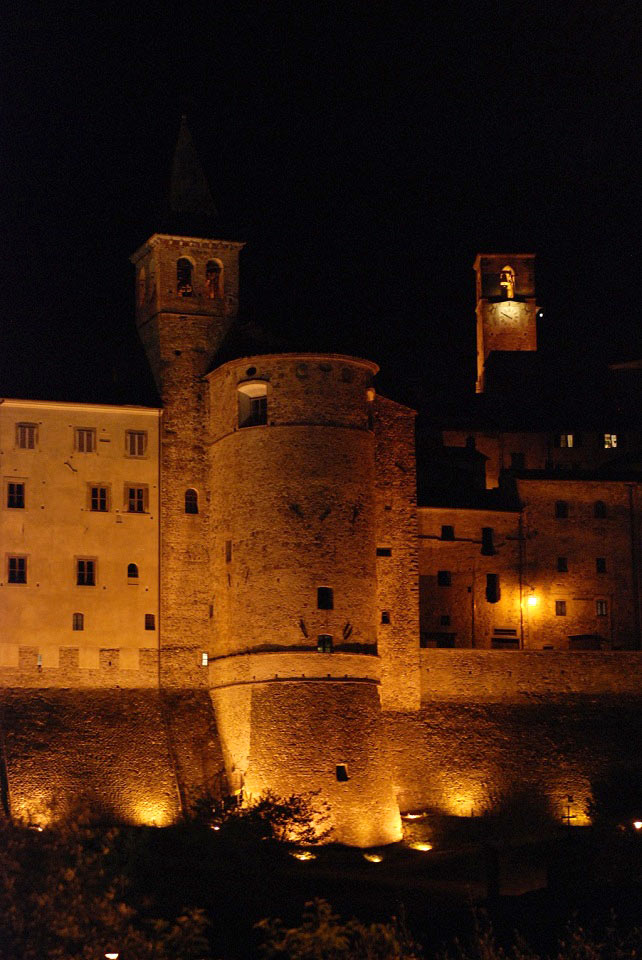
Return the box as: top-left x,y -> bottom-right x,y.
474,253 -> 538,393
130,119 -> 244,684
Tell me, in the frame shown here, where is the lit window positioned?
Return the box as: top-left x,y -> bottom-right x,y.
317,635 -> 333,653
90,485 -> 108,512
127,486 -> 147,513
381,610 -> 391,624
481,527 -> 495,555
594,500 -> 607,519
16,423 -> 37,449
555,500 -> 568,518
336,764 -> 349,782
185,488 -> 198,514
75,428 -> 95,453
499,264 -> 515,299
441,525 -> 455,541
76,559 -> 96,586
486,573 -> 500,603
205,259 -> 223,299
8,556 -> 27,584
127,563 -> 139,579
317,587 -> 334,610
237,381 -> 268,428
596,599 -> 608,617
201,651 -> 209,667
177,257 -> 193,296
72,612 -> 84,631
555,600 -> 567,616
437,570 -> 451,586
144,614 -> 155,630
557,557 -> 568,573
604,433 -> 617,449
126,431 -> 147,457
556,434 -> 574,448
7,482 -> 25,509
596,557 -> 606,573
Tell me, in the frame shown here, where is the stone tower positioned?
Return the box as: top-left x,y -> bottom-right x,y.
130,119 -> 244,683
474,253 -> 538,393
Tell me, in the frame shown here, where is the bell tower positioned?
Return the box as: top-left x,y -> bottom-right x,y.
474,253 -> 538,393
130,118 -> 244,685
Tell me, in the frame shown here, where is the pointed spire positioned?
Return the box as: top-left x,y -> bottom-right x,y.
167,116 -> 217,234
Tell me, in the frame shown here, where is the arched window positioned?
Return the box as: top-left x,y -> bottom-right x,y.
185,488 -> 198,514
177,258 -> 193,297
205,259 -> 223,299
237,381 -> 269,428
594,500 -> 607,519
127,563 -> 139,579
499,264 -> 515,299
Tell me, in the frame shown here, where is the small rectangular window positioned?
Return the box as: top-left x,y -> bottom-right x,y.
238,385 -> 268,428
603,433 -> 617,449
201,651 -> 209,667
126,430 -> 147,457
596,599 -> 608,617
336,764 -> 349,782
555,600 -> 567,616
16,423 -> 37,449
144,613 -> 155,630
317,587 -> 334,610
75,428 -> 95,453
90,485 -> 109,512
596,557 -> 606,573
8,556 -> 27,583
376,547 -> 392,557
486,573 -> 500,603
225,539 -> 232,563
555,500 -> 568,518
437,570 -> 451,586
7,482 -> 25,509
72,612 -> 84,631
127,486 -> 147,513
77,558 -> 96,586
381,610 -> 391,624
317,634 -> 333,653
557,556 -> 568,572
481,527 -> 495,555
556,433 -> 574,448
441,525 -> 455,541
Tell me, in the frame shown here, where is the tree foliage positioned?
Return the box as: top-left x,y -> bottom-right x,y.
194,789 -> 331,847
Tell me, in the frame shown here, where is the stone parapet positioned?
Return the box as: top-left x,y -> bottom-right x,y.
208,650 -> 381,689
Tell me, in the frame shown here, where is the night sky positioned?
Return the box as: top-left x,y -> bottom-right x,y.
1,1 -> 639,410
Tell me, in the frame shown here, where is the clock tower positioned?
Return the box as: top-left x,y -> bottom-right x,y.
474,253 -> 538,393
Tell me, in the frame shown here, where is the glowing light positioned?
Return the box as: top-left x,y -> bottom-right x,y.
363,852 -> 383,863
527,595 -> 538,606
105,953 -> 119,959
210,824 -> 221,831
409,841 -> 433,852
633,820 -> 642,831
133,802 -> 173,827
290,849 -> 317,861
402,812 -> 426,820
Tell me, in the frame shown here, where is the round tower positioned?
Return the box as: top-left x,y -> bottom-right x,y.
206,353 -> 402,846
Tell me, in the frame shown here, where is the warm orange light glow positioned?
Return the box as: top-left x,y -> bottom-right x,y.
409,841 -> 433,852
105,953 -> 119,960
402,812 -> 426,820
290,849 -> 317,861
633,820 -> 642,831
133,801 -> 173,827
527,595 -> 538,607
363,852 -> 383,863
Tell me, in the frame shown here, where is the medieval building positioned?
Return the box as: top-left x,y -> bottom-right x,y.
1,122 -> 641,844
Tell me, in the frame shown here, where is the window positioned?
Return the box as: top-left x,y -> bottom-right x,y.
594,500 -> 607,519
376,547 -> 392,557
381,610 -> 390,624
127,563 -> 139,580
185,488 -> 198,514
126,430 -> 147,457
7,482 -> 25,509
499,264 -> 515,299
8,556 -> 26,584
510,451 -> 525,470
556,434 -> 574,448
237,381 -> 268,428
90,485 -> 109,512
205,259 -> 223,299
555,500 -> 568,518
225,540 -> 232,563
555,600 -> 567,616
75,428 -> 95,453
336,764 -> 349,782
486,573 -> 500,603
440,615 -> 451,626
177,257 -> 193,296
441,525 -> 455,541
481,527 -> 495,556
16,423 -> 37,449
317,587 -> 334,610
557,556 -> 568,573
317,635 -> 333,653
76,559 -> 96,586
201,652 -> 209,667
437,570 -> 451,586
603,433 -> 617,449
596,599 -> 608,617
72,612 -> 84,631
145,614 -> 155,630
127,486 -> 147,513
596,557 -> 607,574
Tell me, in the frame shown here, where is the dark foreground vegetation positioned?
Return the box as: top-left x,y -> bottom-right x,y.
1,782 -> 642,959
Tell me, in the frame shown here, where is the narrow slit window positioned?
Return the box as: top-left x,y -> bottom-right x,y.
486,573 -> 500,603
201,651 -> 209,667
317,587 -> 334,610
185,488 -> 198,514
72,612 -> 84,631
225,540 -> 232,563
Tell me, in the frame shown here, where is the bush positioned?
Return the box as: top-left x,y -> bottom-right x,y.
587,766 -> 642,831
